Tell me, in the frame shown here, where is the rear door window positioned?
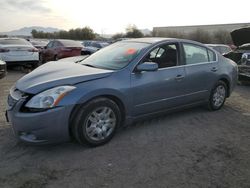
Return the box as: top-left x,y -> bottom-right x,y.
183,43 -> 209,65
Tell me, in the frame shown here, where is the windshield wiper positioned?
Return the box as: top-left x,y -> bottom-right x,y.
75,55 -> 90,63
82,63 -> 98,68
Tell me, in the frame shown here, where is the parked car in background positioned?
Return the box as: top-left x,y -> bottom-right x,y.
39,39 -> 82,63
223,27 -> 250,82
0,60 -> 7,79
206,44 -> 232,55
224,27 -> 250,64
30,40 -> 48,51
81,41 -> 109,55
112,38 -> 133,43
81,40 -> 92,47
6,38 -> 237,146
0,38 -> 39,67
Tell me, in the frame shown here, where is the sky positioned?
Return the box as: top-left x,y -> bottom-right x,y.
0,0 -> 249,34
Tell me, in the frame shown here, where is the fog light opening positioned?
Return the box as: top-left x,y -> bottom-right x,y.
19,132 -> 37,141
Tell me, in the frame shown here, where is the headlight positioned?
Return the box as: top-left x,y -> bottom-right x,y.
25,86 -> 76,109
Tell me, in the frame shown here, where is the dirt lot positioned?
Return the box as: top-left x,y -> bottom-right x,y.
0,70 -> 250,188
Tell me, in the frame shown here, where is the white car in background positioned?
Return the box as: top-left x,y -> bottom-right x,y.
0,60 -> 6,79
0,38 -> 39,67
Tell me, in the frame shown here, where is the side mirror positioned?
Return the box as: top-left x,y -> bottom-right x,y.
136,62 -> 158,72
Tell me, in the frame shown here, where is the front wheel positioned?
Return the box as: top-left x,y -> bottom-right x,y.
39,53 -> 44,64
208,80 -> 227,111
31,61 -> 39,69
72,98 -> 122,146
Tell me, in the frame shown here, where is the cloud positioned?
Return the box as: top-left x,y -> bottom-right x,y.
1,0 -> 51,13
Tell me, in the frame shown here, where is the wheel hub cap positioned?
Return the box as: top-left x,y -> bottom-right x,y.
212,85 -> 226,107
85,107 -> 116,141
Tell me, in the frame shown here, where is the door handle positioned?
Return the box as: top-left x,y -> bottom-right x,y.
175,75 -> 184,81
211,67 -> 218,72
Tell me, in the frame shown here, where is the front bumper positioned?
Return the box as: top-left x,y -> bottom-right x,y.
6,98 -> 74,144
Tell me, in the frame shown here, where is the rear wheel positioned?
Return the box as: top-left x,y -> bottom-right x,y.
54,55 -> 59,61
72,98 -> 122,146
208,80 -> 227,111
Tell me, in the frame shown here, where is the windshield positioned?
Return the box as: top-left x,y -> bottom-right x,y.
80,42 -> 149,70
31,41 -> 48,46
59,40 -> 83,47
100,42 -> 109,47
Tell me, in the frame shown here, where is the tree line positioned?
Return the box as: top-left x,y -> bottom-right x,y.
30,24 -> 232,44
31,27 -> 96,40
31,25 -> 145,40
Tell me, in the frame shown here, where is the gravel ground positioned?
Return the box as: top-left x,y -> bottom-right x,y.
0,70 -> 250,188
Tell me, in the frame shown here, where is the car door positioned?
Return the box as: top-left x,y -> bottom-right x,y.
181,43 -> 218,103
53,41 -> 62,58
44,41 -> 55,61
131,42 -> 187,116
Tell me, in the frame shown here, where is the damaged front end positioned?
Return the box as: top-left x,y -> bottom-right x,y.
223,27 -> 250,82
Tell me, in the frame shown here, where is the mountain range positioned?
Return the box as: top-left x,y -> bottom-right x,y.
0,26 -> 60,36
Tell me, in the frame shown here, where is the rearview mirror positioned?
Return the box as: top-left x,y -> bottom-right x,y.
136,62 -> 158,72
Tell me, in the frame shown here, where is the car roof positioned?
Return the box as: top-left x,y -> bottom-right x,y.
206,44 -> 230,47
122,37 -> 204,45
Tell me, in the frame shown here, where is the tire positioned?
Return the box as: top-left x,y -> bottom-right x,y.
208,80 -> 227,111
54,55 -> 59,61
31,61 -> 39,69
72,98 -> 122,146
39,53 -> 44,64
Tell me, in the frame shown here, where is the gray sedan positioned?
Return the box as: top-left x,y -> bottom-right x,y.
6,38 -> 238,146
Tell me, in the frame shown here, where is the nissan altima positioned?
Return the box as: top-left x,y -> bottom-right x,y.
6,38 -> 238,146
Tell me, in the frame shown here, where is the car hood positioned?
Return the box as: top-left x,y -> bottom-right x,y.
231,27 -> 250,46
16,61 -> 113,94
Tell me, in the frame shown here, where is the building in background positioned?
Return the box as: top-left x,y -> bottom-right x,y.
153,23 -> 250,36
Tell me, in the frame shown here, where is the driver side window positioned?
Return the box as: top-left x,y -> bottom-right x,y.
144,44 -> 178,69
47,41 -> 53,49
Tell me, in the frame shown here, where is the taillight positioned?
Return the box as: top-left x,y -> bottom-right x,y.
0,48 -> 9,53
28,48 -> 39,52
